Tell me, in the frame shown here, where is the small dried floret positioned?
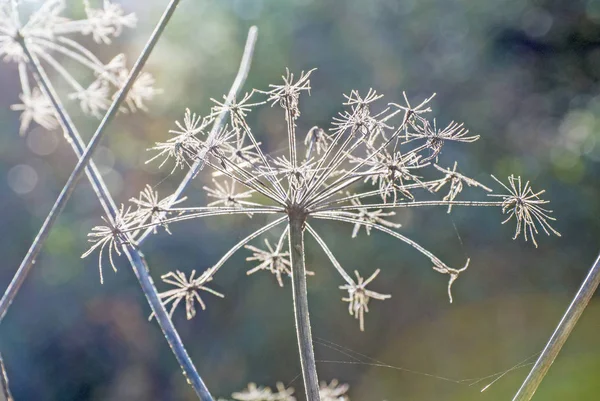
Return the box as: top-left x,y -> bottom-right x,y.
81,205 -> 135,283
232,383 -> 273,401
245,238 -> 293,287
406,119 -> 479,162
389,91 -> 436,124
339,269 -> 391,331
83,0 -> 137,44
348,198 -> 401,238
304,126 -> 331,158
68,79 -> 110,118
119,70 -> 160,112
204,178 -> 256,210
343,88 -> 384,107
147,108 -> 211,170
129,185 -> 186,234
154,269 -> 224,320
10,88 -> 58,135
360,150 -> 428,202
432,162 -> 492,212
489,175 -> 561,247
210,91 -> 264,127
331,92 -> 392,143
268,155 -> 318,189
319,380 -> 350,401
264,68 -> 315,119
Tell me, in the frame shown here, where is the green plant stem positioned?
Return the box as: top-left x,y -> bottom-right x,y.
512,252 -> 600,401
288,213 -> 320,401
0,0 -> 180,322
15,38 -> 213,401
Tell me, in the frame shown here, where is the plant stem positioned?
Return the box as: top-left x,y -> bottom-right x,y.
0,0 -> 180,322
22,43 -> 117,218
15,36 -> 214,401
288,213 -> 320,401
512,252 -> 600,401
124,248 -> 213,401
0,352 -> 13,401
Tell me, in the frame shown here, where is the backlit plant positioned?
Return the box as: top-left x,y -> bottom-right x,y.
82,69 -> 560,399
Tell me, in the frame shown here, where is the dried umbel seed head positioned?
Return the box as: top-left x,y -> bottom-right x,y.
2,0 -> 157,134
81,205 -> 134,284
339,269 -> 391,331
83,69 -> 559,330
152,270 -> 224,321
489,175 -> 561,247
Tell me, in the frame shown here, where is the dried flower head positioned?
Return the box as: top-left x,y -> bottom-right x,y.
348,198 -> 401,238
1,0 -> 156,134
264,68 -> 315,119
489,175 -> 561,247
81,205 -> 134,283
84,69 -> 560,332
305,126 -> 331,158
154,269 -> 224,320
204,178 -> 256,210
339,269 -> 391,331
245,234 -> 293,287
10,87 -> 58,133
319,380 -> 350,401
129,185 -> 186,234
147,108 -> 212,170
432,162 -> 492,212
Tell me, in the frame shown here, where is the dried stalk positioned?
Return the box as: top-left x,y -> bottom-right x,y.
289,212 -> 320,401
0,352 -> 13,401
512,252 -> 600,401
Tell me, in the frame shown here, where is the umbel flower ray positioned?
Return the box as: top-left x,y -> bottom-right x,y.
82,68 -> 561,399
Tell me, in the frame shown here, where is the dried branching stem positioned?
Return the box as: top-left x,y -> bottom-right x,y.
512,252 -> 600,401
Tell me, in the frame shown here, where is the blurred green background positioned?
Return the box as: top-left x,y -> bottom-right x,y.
1,0 -> 600,400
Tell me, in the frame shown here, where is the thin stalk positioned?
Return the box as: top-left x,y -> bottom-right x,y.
0,352 -> 13,401
313,200 -> 502,213
0,0 -> 181,322
124,248 -> 213,401
288,213 -> 320,401
512,252 -> 600,401
138,25 -> 259,244
25,44 -> 116,219
18,38 -> 214,401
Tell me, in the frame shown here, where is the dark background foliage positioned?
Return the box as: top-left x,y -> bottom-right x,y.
1,0 -> 600,399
